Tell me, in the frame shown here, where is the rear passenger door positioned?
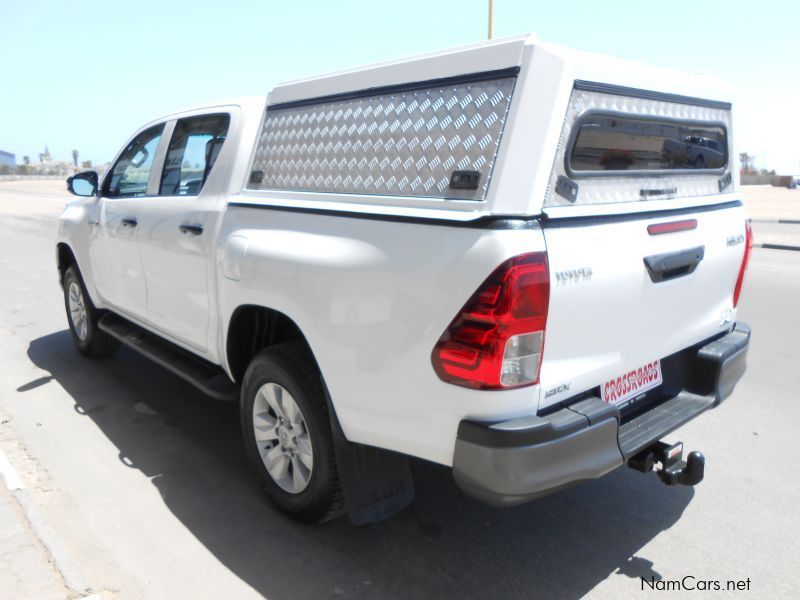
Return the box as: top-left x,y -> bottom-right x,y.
136,112 -> 232,353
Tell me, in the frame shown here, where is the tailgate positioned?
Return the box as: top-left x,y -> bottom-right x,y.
539,202 -> 747,412
536,82 -> 746,413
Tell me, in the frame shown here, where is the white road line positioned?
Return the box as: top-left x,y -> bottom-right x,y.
0,447 -> 25,490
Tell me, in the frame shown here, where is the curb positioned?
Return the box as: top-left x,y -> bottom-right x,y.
750,219 -> 800,225
1,447 -> 92,597
753,243 -> 800,252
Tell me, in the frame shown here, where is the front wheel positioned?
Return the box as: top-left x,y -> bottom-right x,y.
240,342 -> 343,523
63,265 -> 118,357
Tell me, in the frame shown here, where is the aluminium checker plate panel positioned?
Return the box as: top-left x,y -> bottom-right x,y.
247,76 -> 516,201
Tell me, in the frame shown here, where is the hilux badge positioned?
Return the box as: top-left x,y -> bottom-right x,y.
727,234 -> 744,246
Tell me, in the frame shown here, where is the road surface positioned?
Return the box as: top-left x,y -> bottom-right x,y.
0,181 -> 798,599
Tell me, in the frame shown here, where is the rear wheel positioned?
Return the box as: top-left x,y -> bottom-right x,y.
240,342 -> 343,523
63,265 -> 118,357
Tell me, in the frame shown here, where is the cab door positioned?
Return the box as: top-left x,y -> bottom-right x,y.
135,112 -> 232,352
90,123 -> 166,320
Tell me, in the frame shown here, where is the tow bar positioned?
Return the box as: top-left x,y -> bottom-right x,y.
628,441 -> 705,486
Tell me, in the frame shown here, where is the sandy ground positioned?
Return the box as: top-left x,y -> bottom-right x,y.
742,185 -> 800,220
0,180 -> 799,599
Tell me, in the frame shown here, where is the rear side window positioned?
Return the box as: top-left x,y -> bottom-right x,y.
104,125 -> 164,198
160,113 -> 230,196
568,113 -> 728,174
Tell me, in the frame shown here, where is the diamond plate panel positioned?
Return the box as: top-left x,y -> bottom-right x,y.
248,77 -> 516,200
544,89 -> 733,207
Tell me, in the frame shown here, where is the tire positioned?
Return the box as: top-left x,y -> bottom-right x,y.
240,342 -> 343,523
63,265 -> 119,357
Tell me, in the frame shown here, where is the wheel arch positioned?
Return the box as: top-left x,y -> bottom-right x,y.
225,304 -> 316,383
56,242 -> 77,288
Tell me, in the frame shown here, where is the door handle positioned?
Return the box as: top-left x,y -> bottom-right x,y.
121,216 -> 138,228
179,223 -> 204,235
643,245 -> 705,283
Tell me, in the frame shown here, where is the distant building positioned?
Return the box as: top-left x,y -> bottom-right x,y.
0,150 -> 15,167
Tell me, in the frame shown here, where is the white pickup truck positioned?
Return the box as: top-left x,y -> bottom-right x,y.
57,35 -> 751,524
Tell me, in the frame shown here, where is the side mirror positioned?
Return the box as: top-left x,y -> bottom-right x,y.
67,170 -> 99,197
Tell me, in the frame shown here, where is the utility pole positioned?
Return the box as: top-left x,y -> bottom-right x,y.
488,0 -> 494,40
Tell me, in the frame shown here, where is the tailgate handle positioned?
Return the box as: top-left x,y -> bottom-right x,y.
643,246 -> 705,283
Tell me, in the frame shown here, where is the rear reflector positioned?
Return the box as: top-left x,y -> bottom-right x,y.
647,219 -> 698,235
733,221 -> 753,307
432,252 -> 550,390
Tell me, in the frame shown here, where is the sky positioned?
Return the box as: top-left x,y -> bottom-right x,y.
2,0 -> 799,172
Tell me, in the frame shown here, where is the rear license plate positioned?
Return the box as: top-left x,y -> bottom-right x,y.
601,360 -> 663,409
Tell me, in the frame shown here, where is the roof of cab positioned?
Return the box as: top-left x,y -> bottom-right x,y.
152,96 -> 265,124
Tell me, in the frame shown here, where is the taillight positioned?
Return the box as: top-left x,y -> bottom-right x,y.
432,252 -> 550,390
733,221 -> 753,307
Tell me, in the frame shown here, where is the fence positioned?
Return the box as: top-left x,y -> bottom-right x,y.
741,174 -> 773,185
0,175 -> 67,182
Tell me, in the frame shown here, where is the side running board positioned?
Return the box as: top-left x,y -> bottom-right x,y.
98,313 -> 238,402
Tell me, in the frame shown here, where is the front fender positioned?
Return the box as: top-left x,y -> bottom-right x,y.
56,198 -> 103,309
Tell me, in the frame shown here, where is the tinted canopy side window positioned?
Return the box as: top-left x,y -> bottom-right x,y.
159,114 -> 230,197
568,114 -> 728,174
103,125 -> 164,198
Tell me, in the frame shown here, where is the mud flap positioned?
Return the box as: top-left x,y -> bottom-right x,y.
328,408 -> 415,526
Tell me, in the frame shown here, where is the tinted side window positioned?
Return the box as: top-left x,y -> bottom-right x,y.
568,114 -> 728,174
104,125 -> 164,198
159,114 -> 230,196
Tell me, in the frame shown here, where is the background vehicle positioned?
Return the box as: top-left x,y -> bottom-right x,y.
57,35 -> 751,524
662,135 -> 727,169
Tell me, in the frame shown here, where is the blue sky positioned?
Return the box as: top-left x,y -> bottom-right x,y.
2,0 -> 799,172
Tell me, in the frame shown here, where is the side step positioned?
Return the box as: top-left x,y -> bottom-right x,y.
98,313 -> 239,402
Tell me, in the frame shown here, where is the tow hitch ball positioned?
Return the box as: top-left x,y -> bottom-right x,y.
628,441 -> 705,486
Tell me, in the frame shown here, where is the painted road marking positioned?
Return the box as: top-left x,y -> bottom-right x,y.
0,448 -> 25,490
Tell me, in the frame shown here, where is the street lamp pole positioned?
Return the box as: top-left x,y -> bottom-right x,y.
488,0 -> 494,40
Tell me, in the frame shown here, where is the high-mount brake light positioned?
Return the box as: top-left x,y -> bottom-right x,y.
733,221 -> 753,307
432,252 -> 550,390
647,219 -> 698,235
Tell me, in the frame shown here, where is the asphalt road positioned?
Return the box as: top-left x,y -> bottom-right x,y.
1,181 -> 799,599
751,221 -> 800,250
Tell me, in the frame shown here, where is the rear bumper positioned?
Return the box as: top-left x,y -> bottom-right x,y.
452,322 -> 751,506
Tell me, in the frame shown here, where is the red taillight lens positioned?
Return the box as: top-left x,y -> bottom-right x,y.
432,252 -> 550,390
733,221 -> 753,307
